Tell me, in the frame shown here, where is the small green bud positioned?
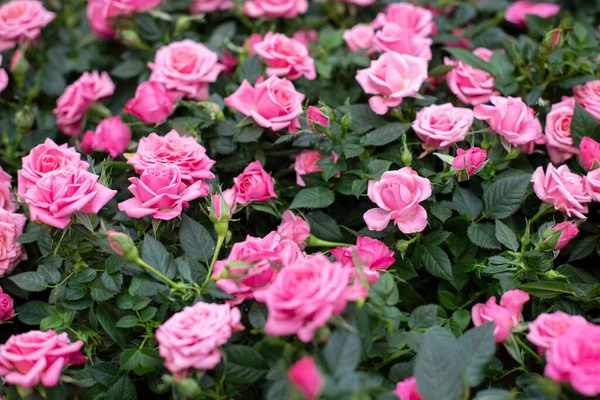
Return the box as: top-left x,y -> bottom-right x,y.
107,230 -> 139,261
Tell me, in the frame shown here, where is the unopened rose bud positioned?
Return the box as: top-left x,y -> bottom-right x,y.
452,147 -> 487,181
307,106 -> 330,132
544,27 -> 562,49
119,30 -> 145,49
107,230 -> 139,261
540,221 -> 579,251
210,189 -> 237,223
15,107 -> 33,133
401,140 -> 412,167
0,287 -> 14,322
197,101 -> 224,121
580,136 -> 600,171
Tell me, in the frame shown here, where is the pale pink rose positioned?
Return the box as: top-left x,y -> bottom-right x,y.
254,253 -> 367,342
0,167 -> 16,212
225,76 -> 305,132
394,376 -> 422,400
573,80 -> 600,121
294,150 -> 339,186
124,81 -> 176,125
233,160 -> 277,204
343,24 -> 375,53
118,164 -> 207,220
288,357 -> 323,400
0,330 -> 86,388
532,164 -> 591,219
412,103 -> 473,150
307,106 -> 329,129
0,287 -> 14,321
0,210 -> 26,276
17,138 -> 90,197
244,0 -> 308,19
277,210 -> 310,249
372,3 -> 435,37
474,96 -> 543,146
444,48 -> 498,106
527,311 -> 588,354
126,130 -> 215,187
364,167 -> 431,233
191,0 -> 233,13
580,136 -> 600,170
86,0 -> 114,39
22,165 -> 116,229
546,221 -> 579,250
149,40 -> 223,100
585,168 -> 600,202
291,29 -> 318,47
545,97 -> 578,164
545,324 -> 600,397
505,1 -> 560,29
253,32 -> 316,80
373,23 -> 433,61
472,289 -> 530,343
330,236 -> 395,284
452,147 -> 487,177
219,49 -> 238,76
83,116 -> 131,158
156,302 -> 243,377
356,52 -> 428,115
522,131 -> 547,155
212,188 -> 237,221
0,0 -> 55,52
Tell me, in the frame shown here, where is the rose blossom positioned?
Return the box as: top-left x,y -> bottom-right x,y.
343,24 -> 375,53
363,168 -> 432,233
580,136 -> 600,170
109,0 -> 161,12
544,97 -> 578,164
330,236 -> 395,284
224,76 -> 305,132
17,138 -> 90,197
474,96 -> 543,146
573,80 -> 600,121
212,188 -> 237,221
532,164 -> 592,219
505,1 -> 560,29
22,165 -> 117,229
545,221 -> 579,250
0,210 -> 26,276
395,376 -> 423,400
244,0 -> 308,19
444,48 -> 498,106
0,0 -> 55,52
372,3 -> 435,37
307,106 -> 329,129
253,32 -> 316,80
372,23 -> 433,61
124,81 -> 176,125
149,40 -> 224,100
452,147 -> 487,178
191,0 -> 233,13
292,29 -> 318,47
294,150 -> 338,187
412,103 -> 473,150
126,130 -> 215,188
0,55 -> 8,94
0,330 -> 86,388
545,324 -> 600,397
277,210 -> 310,249
156,302 -> 243,377
220,49 -> 238,76
254,253 -> 367,342
244,33 -> 263,55
356,52 -> 428,115
0,286 -> 14,321
233,160 -> 277,204
585,168 -> 600,202
86,0 -> 114,39
288,357 -> 323,400
472,289 -> 530,343
344,0 -> 375,5
81,116 -> 131,158
527,311 -> 589,354
0,167 -> 16,212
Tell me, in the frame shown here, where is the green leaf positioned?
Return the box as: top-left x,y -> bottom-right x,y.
474,389 -> 512,400
235,126 -> 264,143
468,223 -> 502,250
116,315 -> 139,328
101,272 -> 123,292
428,64 -> 455,78
96,305 -> 127,348
142,235 -> 172,276
408,305 -> 440,330
495,220 -> 519,251
305,211 -> 344,242
89,362 -> 120,386
290,187 -> 335,209
224,345 -> 267,384
16,301 -> 50,325
105,376 -> 137,400
452,187 -> 482,221
179,215 -> 216,262
489,51 -> 514,78
458,323 -> 496,387
323,329 -> 362,377
570,102 -> 600,146
111,59 -> 145,79
421,245 -> 453,282
361,123 -> 411,146
568,235 -> 598,262
9,272 -> 47,292
248,302 -> 268,329
518,281 -> 577,299
239,55 -> 262,84
483,175 -> 531,219
348,104 -> 386,133
444,47 -> 495,74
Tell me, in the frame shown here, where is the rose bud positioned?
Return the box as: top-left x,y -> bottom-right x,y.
540,221 -> 579,251
287,356 -> 323,400
107,230 -> 139,261
452,147 -> 487,181
307,106 -> 330,131
124,81 -> 176,125
0,287 -> 14,321
579,136 -> 600,171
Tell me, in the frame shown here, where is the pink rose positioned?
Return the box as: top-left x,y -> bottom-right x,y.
124,81 -> 176,125
343,24 -> 375,53
394,376 -> 423,400
109,0 -> 161,12
254,253 -> 367,342
545,324 -> 600,397
0,210 -> 26,276
372,23 -> 433,61
579,136 -> 600,170
219,49 -> 238,76
0,287 -> 14,321
127,130 -> 215,187
527,311 -> 588,354
82,116 -> 131,158
444,48 -> 498,106
191,0 -> 233,13
356,52 -> 428,115
22,165 -> 117,229
0,167 -> 16,212
86,0 -> 114,39
471,289 -> 530,343
544,97 -> 578,164
307,106 -> 329,129
505,1 -> 560,29
10,49 -> 22,72
345,0 -> 375,5
253,32 -> 316,80
294,150 -> 338,187
224,76 -> 305,132
212,188 -> 237,221
330,236 -> 395,284
412,103 -> 473,150
17,138 -> 90,197
288,357 -> 323,400
585,168 -> 600,202
244,0 -> 308,19
291,29 -> 318,47
573,80 -> 600,121
0,330 -> 86,388
532,164 -> 591,219
545,221 -> 579,250
244,33 -> 263,55
0,56 -> 7,94
277,210 -> 310,249
452,147 -> 487,178
364,167 -> 432,233
156,302 -> 243,377
118,164 -> 207,220
149,40 -> 223,100
372,3 -> 435,37
474,96 -> 542,146
233,160 -> 277,204
0,0 -> 55,52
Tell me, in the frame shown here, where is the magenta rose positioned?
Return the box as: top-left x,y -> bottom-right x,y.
0,0 -> 55,51
156,302 -> 243,378
356,52 -> 428,115
585,168 -> 600,202
444,47 -> 498,106
253,32 -> 316,80
545,324 -> 600,397
343,24 -> 375,53
244,0 -> 308,19
224,76 -> 305,132
294,150 -> 338,186
580,136 -> 600,170
277,210 -> 310,249
452,147 -> 487,178
412,103 -> 473,150
233,160 -> 277,204
211,188 -> 237,221
124,81 -> 176,125
82,116 -> 131,158
330,236 -> 395,284
573,80 -> 600,121
86,0 -> 114,39
372,3 -> 435,37
545,221 -> 579,250
0,286 -> 14,321
288,357 -> 323,400
307,106 -> 330,129
395,376 -> 423,400
527,311 -> 588,354
0,330 -> 86,388
0,210 -> 26,276
505,1 -> 560,29
532,164 -> 591,219
22,165 -> 116,229
364,167 -> 431,233
0,167 -> 16,212
220,49 -> 238,76
191,0 -> 233,13
372,23 -> 433,61
545,97 -> 578,164
472,289 -> 530,343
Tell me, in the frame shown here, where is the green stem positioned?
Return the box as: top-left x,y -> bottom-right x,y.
515,335 -> 543,363
202,234 -> 225,289
136,258 -> 186,294
306,235 -> 353,248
